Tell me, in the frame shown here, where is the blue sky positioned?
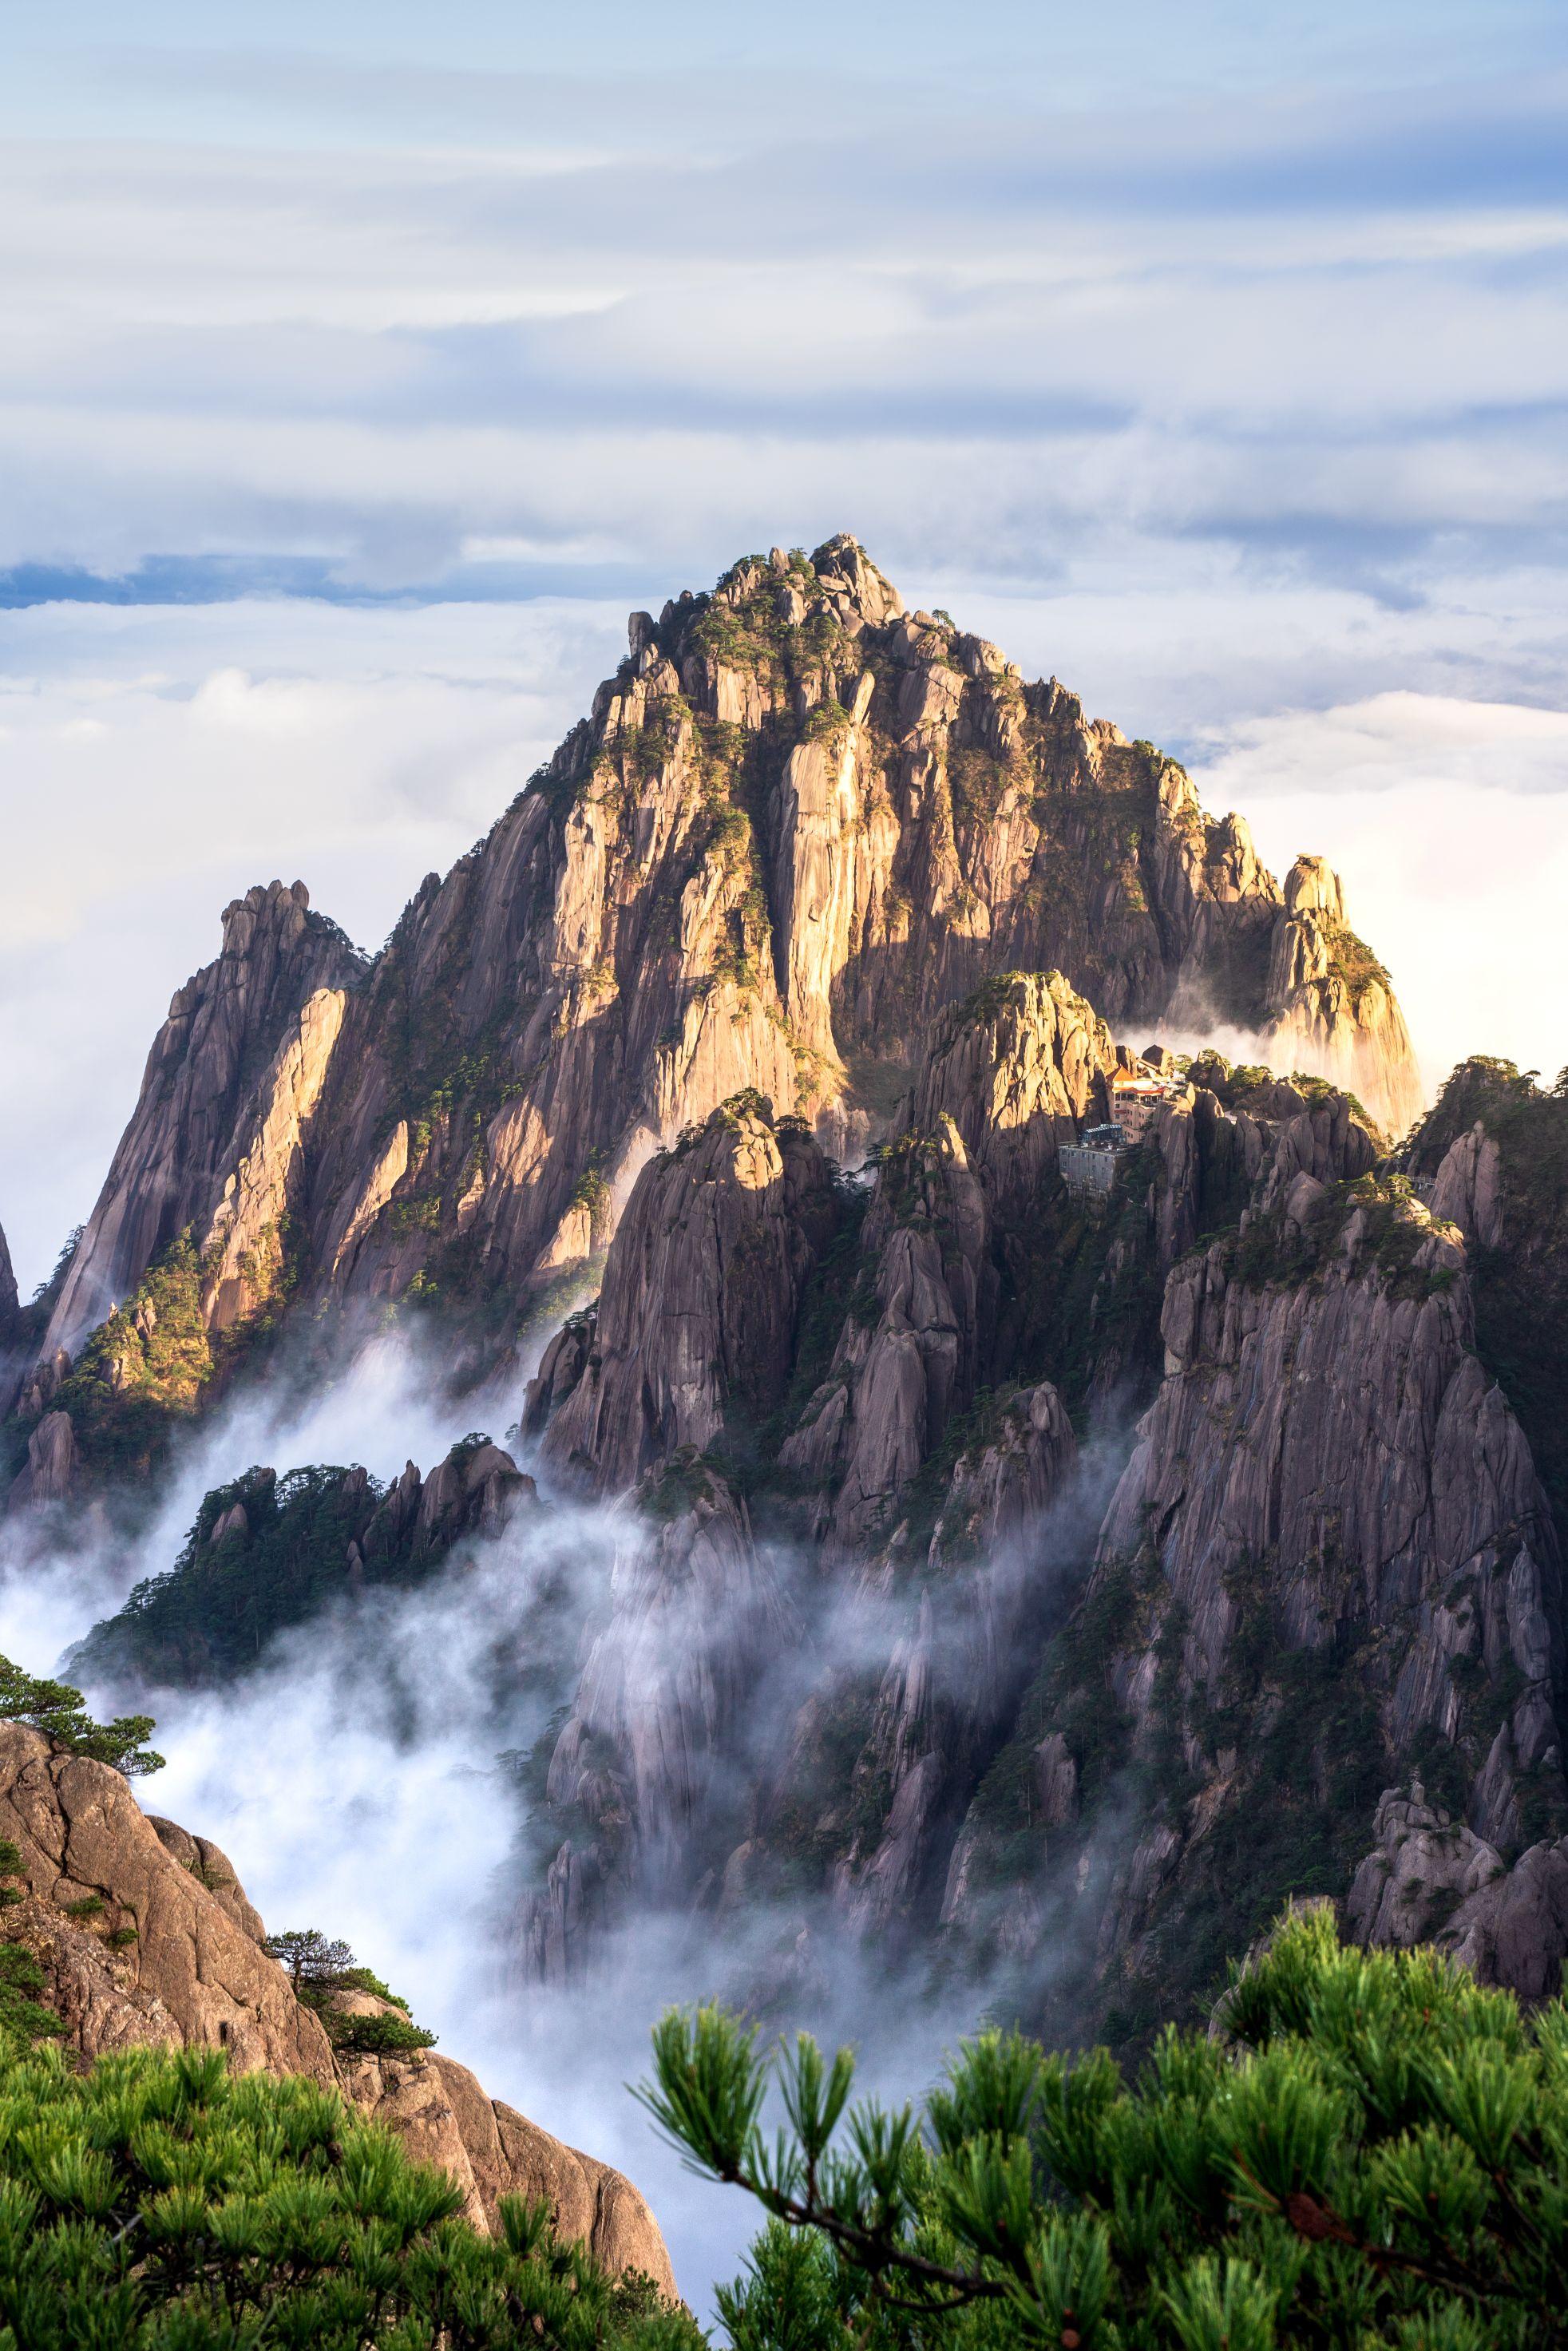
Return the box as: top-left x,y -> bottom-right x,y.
6,0 -> 1568,618
2,0 -> 1568,1281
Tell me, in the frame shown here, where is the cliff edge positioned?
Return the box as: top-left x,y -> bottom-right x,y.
0,1721 -> 675,2296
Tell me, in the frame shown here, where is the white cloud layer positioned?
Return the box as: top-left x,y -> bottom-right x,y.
1186,695 -> 1568,1098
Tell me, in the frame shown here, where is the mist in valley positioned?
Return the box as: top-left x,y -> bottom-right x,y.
0,1304 -> 1146,2313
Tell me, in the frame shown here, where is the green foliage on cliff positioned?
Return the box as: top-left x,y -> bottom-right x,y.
263,1929 -> 439,2055
19,1219 -> 306,1493
990,1142 -> 1170,1421
0,1940 -> 65,2051
0,1653 -> 163,1776
0,1845 -> 65,2048
68,1454 -> 485,1690
1225,1174 -> 1456,1305
75,1464 -> 378,1687
1115,1562 -> 1388,2039
0,2040 -> 691,2349
647,1906 -> 1568,2349
1321,921 -> 1392,1011
687,552 -> 845,686
47,1232 -> 214,1482
948,1518 -> 1404,2044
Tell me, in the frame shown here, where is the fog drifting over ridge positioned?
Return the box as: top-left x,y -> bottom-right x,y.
0,1312 -> 1130,2316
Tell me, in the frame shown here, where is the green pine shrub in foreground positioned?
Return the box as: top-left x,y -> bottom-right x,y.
7,1905 -> 1568,2345
640,1906 -> 1568,2349
0,2039 -> 696,2351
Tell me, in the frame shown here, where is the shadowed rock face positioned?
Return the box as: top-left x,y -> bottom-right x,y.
834,1380 -> 1080,1937
510,974 -> 1463,1997
936,1138 -> 1568,2029
0,1723 -> 675,2295
0,1225 -> 21,1419
532,1102 -> 837,1498
517,1469 -> 784,1977
514,987 -> 1135,1973
1347,1784 -> 1568,2006
1103,1196 -> 1562,1854
8,1409 -> 79,1510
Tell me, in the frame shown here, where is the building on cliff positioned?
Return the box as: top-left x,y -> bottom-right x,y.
1059,1122 -> 1130,1196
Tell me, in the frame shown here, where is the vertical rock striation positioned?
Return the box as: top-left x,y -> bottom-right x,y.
944,1151 -> 1566,2021
530,1098 -> 837,1498
41,881 -> 362,1363
1261,857 -> 1423,1138
0,1222 -> 23,1419
18,536 -> 1421,1470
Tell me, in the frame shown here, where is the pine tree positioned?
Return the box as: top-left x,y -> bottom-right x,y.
0,2039 -> 695,2348
0,1654 -> 163,1775
640,1904 -> 1568,2349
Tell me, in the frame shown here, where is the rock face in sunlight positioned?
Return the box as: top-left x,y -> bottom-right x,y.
1261,855 -> 1424,1141
12,535 -> 1421,1481
41,881 -> 362,1365
0,1722 -> 675,2294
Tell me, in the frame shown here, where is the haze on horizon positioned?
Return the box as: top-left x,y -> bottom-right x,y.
3,0 -> 1567,1284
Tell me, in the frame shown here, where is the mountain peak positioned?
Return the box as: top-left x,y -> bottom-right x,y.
26,531 -> 1422,1428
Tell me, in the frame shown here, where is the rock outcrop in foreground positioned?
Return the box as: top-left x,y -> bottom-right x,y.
0,1723 -> 674,2295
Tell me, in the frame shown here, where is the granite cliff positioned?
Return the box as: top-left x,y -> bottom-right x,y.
0,1720 -> 673,2290
937,1145 -> 1568,2041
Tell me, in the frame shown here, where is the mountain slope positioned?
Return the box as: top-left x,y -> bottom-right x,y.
26,532 -> 1546,2065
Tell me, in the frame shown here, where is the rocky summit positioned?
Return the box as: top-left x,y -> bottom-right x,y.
2,535 -> 1564,2193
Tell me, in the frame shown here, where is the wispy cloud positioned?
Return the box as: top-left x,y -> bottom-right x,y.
1,54 -> 1566,605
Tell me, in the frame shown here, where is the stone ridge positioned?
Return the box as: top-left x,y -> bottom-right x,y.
515,982 -> 1186,1976
29,969 -> 1568,2040
513,1007 -> 1566,2021
73,1435 -> 538,1692
0,1721 -> 675,2293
